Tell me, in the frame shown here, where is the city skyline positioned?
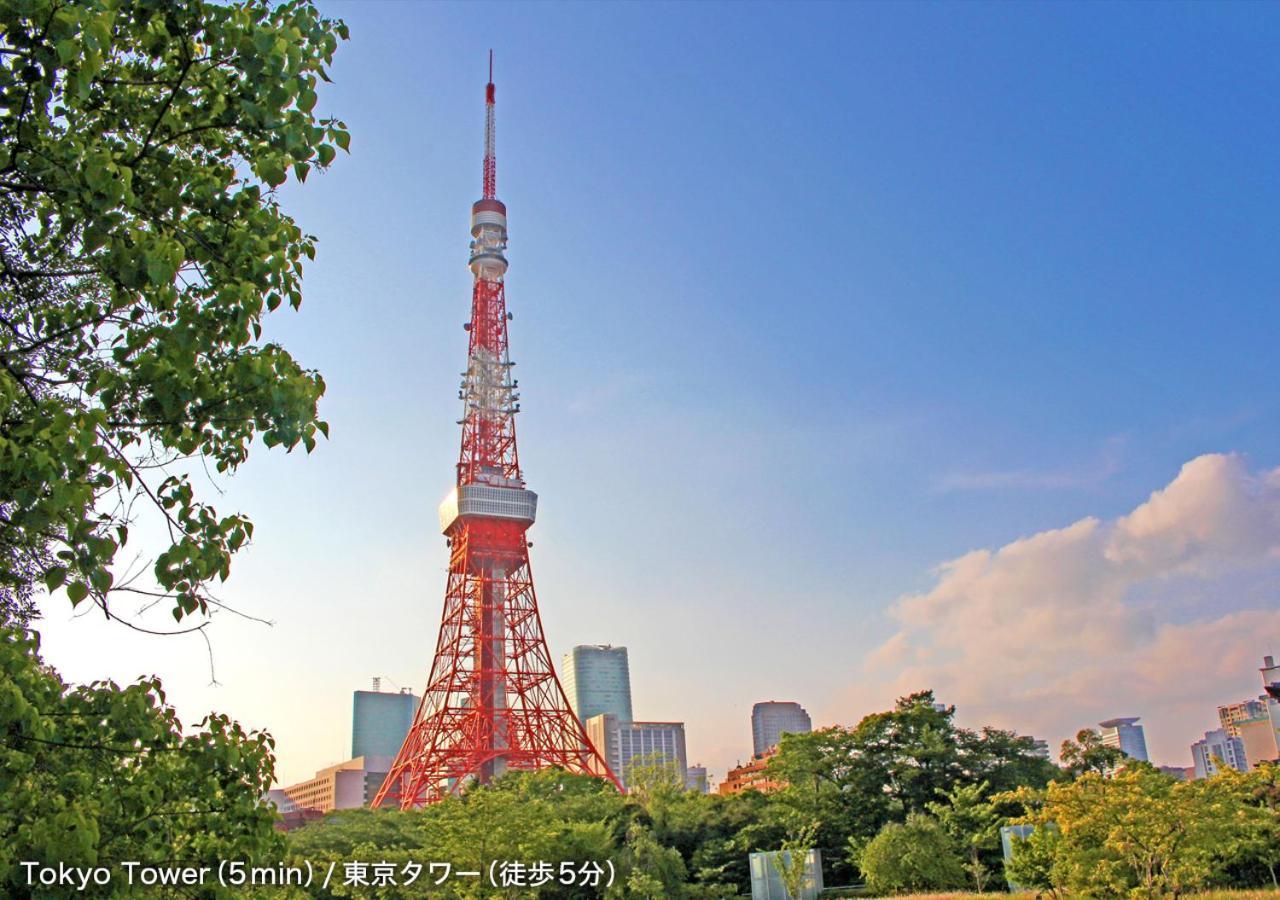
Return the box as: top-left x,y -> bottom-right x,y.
29,1 -> 1280,785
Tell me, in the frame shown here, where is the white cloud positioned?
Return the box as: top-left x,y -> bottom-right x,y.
859,453 -> 1280,765
932,436 -> 1125,494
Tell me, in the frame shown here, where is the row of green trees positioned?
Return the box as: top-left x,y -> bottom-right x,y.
275,695 -> 1280,899
1004,763 -> 1280,897
7,624 -> 1278,900
0,627 -> 286,895
271,693 -> 1023,896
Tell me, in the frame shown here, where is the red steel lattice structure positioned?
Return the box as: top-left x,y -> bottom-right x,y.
374,58 -> 621,808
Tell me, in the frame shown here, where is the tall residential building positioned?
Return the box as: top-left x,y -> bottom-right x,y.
584,713 -> 686,790
751,701 -> 812,756
1218,698 -> 1268,738
1211,655 -> 1280,770
1099,717 -> 1149,762
352,689 -> 419,759
1191,729 -> 1247,778
562,645 -> 633,725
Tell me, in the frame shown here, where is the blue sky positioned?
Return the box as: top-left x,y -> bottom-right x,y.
38,1 -> 1280,783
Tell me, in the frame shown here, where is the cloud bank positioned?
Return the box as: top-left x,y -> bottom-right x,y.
864,453 -> 1280,765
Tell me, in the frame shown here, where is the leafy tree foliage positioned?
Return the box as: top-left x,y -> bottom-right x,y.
0,627 -> 283,896
766,690 -> 1057,883
1011,765 -> 1251,896
926,782 -> 1002,891
855,813 -> 967,896
1004,823 -> 1063,897
1198,762 -> 1280,889
769,822 -> 819,900
1059,727 -> 1129,777
278,701 -> 1280,898
285,771 -> 629,899
283,770 -> 787,898
619,821 -> 688,899
0,0 -> 348,624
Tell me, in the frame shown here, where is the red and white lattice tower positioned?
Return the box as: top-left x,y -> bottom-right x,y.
374,56 -> 621,808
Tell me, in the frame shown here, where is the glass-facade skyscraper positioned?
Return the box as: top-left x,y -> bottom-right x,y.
562,645 -> 633,724
352,689 -> 419,759
1098,716 -> 1149,762
751,701 -> 812,755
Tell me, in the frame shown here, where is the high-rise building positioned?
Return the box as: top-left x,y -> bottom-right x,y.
1098,717 -> 1149,762
352,689 -> 419,759
585,713 -> 686,790
685,764 -> 710,794
1191,729 -> 1247,778
751,701 -> 812,756
1210,655 -> 1280,770
273,755 -> 396,816
562,645 -> 633,725
1218,698 -> 1268,737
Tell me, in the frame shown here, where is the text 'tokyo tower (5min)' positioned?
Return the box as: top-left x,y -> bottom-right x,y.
374,57 -> 622,807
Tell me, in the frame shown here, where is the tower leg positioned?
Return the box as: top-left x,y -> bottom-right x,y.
373,523 -> 621,808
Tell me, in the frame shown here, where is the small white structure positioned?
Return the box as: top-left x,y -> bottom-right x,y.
749,849 -> 823,900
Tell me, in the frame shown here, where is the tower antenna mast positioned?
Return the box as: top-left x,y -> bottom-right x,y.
483,50 -> 496,200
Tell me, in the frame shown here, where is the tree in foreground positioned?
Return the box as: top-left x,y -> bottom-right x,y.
926,781 -> 1003,891
0,628 -> 283,895
1059,727 -> 1128,777
0,0 -> 348,625
1009,764 -> 1256,897
855,813 -> 967,896
766,690 -> 1058,884
284,771 -> 628,899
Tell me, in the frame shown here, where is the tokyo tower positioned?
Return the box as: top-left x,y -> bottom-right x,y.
374,57 -> 622,807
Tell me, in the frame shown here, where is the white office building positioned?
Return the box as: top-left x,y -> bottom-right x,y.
585,713 -> 687,790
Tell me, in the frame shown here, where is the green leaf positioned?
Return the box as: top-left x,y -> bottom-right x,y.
44,566 -> 68,591
89,568 -> 113,592
67,581 -> 89,605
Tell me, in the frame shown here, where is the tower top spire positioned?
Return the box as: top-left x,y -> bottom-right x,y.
483,51 -> 496,199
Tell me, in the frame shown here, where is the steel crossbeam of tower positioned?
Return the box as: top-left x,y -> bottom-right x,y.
374,56 -> 621,808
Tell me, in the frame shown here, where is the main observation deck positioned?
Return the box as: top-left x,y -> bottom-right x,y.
438,483 -> 538,534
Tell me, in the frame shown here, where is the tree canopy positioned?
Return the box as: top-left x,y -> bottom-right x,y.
764,690 -> 1057,883
1009,763 -> 1280,897
0,0 -> 348,626
856,813 -> 967,896
0,627 -> 283,895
